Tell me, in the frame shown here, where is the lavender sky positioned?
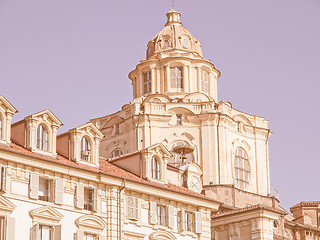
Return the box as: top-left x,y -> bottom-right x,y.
1,0 -> 319,211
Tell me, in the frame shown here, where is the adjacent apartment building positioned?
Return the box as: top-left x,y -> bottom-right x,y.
0,7 -> 318,240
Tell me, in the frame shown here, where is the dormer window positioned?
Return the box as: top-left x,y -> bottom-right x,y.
170,67 -> 183,91
151,156 -> 160,180
81,137 -> 91,162
37,124 -> 48,151
201,69 -> 209,93
143,71 -> 152,94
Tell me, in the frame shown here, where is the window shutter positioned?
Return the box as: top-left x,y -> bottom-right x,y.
6,216 -> 15,239
54,179 -> 64,204
54,225 -> 62,240
180,209 -> 186,232
99,234 -> 106,240
76,230 -> 84,240
167,205 -> 175,229
149,201 -> 157,225
92,187 -> 98,212
134,197 -> 139,220
126,196 -> 134,219
30,223 -> 40,240
75,183 -> 84,209
0,166 -> 7,193
195,212 -> 203,234
29,173 -> 39,199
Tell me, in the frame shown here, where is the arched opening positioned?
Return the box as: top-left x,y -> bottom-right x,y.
151,156 -> 160,180
37,124 -> 48,151
234,147 -> 250,190
81,137 -> 91,162
110,148 -> 123,158
170,141 -> 194,166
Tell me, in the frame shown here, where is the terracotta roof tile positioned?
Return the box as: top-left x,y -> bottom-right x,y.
0,142 -> 217,202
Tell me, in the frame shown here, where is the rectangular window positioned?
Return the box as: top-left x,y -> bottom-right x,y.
185,211 -> 194,232
38,177 -> 51,202
126,196 -> 139,220
176,114 -> 182,125
40,225 -> 52,240
84,187 -> 93,211
143,71 -> 152,94
201,69 -> 209,93
157,205 -> 167,226
170,67 -> 183,91
84,233 -> 96,240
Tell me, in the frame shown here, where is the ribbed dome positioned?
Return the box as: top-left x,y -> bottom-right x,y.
146,9 -> 203,59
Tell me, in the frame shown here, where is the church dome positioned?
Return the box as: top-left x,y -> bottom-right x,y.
146,9 -> 203,59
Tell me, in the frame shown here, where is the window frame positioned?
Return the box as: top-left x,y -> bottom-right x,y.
200,69 -> 209,93
37,124 -> 48,151
80,137 -> 91,162
234,147 -> 250,190
176,114 -> 182,125
151,156 -> 160,180
39,224 -> 53,240
143,71 -> 152,95
156,204 -> 167,227
83,187 -> 94,211
185,211 -> 195,232
126,195 -> 139,221
170,66 -> 183,91
38,177 -> 52,202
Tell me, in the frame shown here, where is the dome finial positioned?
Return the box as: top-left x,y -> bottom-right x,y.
172,0 -> 175,10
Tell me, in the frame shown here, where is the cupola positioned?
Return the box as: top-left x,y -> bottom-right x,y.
129,9 -> 220,102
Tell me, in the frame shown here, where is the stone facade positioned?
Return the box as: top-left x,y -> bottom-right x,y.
0,7 -> 318,240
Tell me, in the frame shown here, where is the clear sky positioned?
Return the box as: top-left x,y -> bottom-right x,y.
1,0 -> 319,211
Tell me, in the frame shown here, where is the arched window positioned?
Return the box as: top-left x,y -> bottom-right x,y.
81,137 -> 91,161
170,67 -> 183,91
110,148 -> 123,158
37,124 -> 48,151
151,156 -> 160,180
234,147 -> 250,190
170,141 -> 194,165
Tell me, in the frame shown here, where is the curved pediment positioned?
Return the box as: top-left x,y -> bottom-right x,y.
75,215 -> 106,231
233,114 -> 252,126
182,92 -> 212,103
149,230 -> 177,240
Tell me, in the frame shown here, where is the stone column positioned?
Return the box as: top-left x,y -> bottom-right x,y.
150,65 -> 156,94
183,65 -> 189,92
165,64 -> 170,93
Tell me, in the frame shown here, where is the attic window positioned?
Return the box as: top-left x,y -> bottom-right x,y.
37,124 -> 48,151
151,156 -> 160,180
81,137 -> 91,162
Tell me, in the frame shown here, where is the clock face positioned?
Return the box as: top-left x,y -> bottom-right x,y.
187,175 -> 202,193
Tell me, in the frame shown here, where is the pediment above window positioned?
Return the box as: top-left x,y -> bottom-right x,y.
29,206 -> 63,225
0,196 -> 16,216
141,142 -> 172,159
11,109 -> 62,156
57,122 -> 103,167
149,230 -> 176,240
75,215 -> 106,232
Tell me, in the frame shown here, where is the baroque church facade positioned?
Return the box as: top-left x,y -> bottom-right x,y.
0,7 -> 318,240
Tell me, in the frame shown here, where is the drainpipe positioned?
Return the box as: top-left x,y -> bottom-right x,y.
118,179 -> 126,240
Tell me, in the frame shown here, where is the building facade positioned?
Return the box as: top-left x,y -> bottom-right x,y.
0,7 -> 319,240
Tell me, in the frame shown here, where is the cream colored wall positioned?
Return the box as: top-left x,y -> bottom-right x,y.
94,97 -> 271,196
